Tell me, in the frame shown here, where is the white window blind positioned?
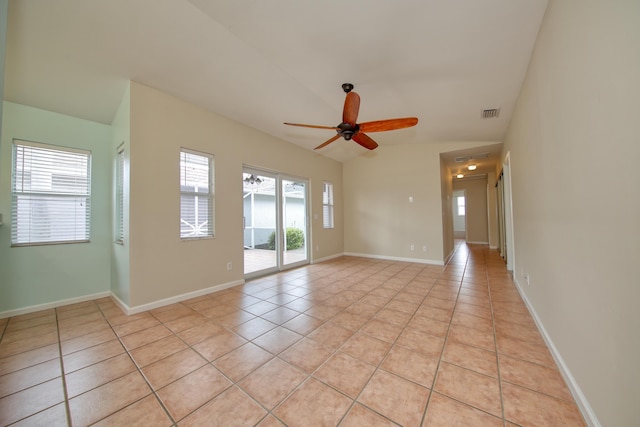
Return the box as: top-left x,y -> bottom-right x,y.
322,182 -> 334,229
180,148 -> 214,239
11,140 -> 91,246
115,145 -> 124,244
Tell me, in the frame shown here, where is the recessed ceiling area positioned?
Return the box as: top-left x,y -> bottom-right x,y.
440,143 -> 504,180
3,0 -> 548,162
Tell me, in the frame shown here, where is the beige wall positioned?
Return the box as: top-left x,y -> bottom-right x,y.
343,142 -> 493,264
453,178 -> 488,244
127,82 -> 343,307
503,0 -> 640,425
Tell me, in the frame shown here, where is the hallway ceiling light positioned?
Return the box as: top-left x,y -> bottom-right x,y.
457,174 -> 464,179
468,164 -> 477,171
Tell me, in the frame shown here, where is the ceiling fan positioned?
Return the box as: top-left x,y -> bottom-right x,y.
284,83 -> 418,150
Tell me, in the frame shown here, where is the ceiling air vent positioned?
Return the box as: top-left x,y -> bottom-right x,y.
481,108 -> 500,119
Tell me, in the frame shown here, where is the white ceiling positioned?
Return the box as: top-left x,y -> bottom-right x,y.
4,0 -> 547,163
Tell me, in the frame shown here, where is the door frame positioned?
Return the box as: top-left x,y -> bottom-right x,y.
242,166 -> 310,278
502,152 -> 516,271
452,189 -> 467,240
279,174 -> 310,270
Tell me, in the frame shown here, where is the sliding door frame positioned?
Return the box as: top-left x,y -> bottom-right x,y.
243,165 -> 310,279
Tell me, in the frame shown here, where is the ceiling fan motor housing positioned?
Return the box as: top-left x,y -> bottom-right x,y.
337,122 -> 359,140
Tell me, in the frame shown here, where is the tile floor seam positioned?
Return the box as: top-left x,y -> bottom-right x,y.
260,263 -> 423,426
159,303 -> 297,402
0,310 -> 72,426
139,304 -> 285,425
54,303 -> 73,427
499,376 -> 579,405
315,261 -> 450,426
252,265 -> 385,425
0,318 -> 8,342
96,302 -> 179,427
420,241 -> 470,426
484,245 -> 509,426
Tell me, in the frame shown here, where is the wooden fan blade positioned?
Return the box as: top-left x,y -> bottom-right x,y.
284,122 -> 339,130
314,134 -> 342,150
343,92 -> 360,125
359,117 -> 419,133
352,132 -> 378,150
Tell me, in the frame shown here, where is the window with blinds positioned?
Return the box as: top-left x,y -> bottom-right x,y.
180,148 -> 214,239
115,145 -> 125,244
457,196 -> 466,216
322,181 -> 334,229
11,140 -> 92,246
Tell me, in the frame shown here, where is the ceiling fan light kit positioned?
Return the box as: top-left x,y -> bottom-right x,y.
284,83 -> 419,151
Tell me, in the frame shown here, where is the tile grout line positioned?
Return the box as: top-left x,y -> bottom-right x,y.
419,241 -> 469,426
301,250 -> 525,425
235,259 -> 414,425
483,245 -> 509,427
217,263 -> 373,424
256,261 -> 396,425
54,305 -> 74,427
311,261 -> 447,426
146,300 -> 290,425
301,264 -> 419,426
419,244 -> 511,423
0,317 -> 9,343
95,302 -> 179,427
51,302 -> 178,425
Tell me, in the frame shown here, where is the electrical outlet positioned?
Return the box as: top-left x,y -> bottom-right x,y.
226,262 -> 232,271
410,244 -> 415,251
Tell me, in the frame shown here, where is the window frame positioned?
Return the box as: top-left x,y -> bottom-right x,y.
11,139 -> 92,247
179,147 -> 215,240
322,181 -> 335,229
114,144 -> 125,245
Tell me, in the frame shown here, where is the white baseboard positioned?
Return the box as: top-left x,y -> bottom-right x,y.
343,252 -> 444,266
0,291 -> 111,319
466,240 -> 489,245
512,277 -> 601,427
444,248 -> 455,265
112,279 -> 246,315
0,280 -> 246,319
311,253 -> 345,264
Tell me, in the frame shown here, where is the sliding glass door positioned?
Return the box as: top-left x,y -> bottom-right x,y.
243,168 -> 308,277
281,177 -> 308,268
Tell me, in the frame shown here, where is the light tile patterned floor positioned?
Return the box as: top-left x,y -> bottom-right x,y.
0,243 -> 587,426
